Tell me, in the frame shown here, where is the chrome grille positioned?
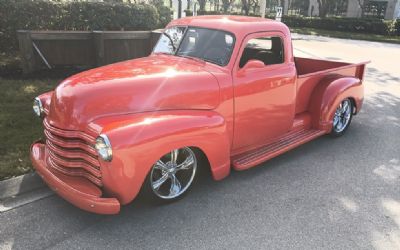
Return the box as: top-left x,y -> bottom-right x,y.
43,119 -> 102,187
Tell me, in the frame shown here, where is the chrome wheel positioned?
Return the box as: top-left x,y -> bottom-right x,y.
333,99 -> 352,133
150,147 -> 197,199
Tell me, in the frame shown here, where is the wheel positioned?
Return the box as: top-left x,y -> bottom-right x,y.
143,147 -> 198,203
330,98 -> 353,137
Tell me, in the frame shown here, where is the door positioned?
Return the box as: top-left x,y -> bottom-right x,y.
232,32 -> 297,151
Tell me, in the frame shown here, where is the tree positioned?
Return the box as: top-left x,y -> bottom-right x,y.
222,0 -> 235,12
241,0 -> 251,15
199,0 -> 206,10
356,0 -> 366,17
316,0 -> 329,17
241,0 -> 258,15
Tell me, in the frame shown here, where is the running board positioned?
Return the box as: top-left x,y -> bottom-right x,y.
232,129 -> 326,170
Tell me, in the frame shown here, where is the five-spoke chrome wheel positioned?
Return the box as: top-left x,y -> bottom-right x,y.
332,98 -> 353,135
149,147 -> 197,200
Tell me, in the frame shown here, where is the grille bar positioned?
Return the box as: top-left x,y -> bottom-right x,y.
44,119 -> 96,144
48,157 -> 102,186
43,119 -> 102,187
47,150 -> 101,177
46,140 -> 100,167
44,129 -> 97,155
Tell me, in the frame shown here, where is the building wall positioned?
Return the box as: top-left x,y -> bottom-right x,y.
385,0 -> 400,18
346,0 -> 400,19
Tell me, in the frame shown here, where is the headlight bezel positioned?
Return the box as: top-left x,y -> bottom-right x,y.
95,134 -> 113,162
33,97 -> 44,117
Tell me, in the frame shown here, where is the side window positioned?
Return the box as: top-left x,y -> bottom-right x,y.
239,36 -> 284,68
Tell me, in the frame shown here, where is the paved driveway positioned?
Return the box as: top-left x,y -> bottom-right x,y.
1,34 -> 399,250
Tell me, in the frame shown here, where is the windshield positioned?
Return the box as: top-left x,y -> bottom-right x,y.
153,26 -> 235,66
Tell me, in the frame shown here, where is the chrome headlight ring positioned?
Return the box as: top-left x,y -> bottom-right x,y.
95,134 -> 113,162
33,97 -> 44,117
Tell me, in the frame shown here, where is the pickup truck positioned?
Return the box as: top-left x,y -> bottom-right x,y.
30,15 -> 368,214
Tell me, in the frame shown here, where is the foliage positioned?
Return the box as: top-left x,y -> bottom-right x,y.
283,16 -> 398,36
0,0 -> 172,53
396,19 -> 400,35
155,5 -> 173,27
221,0 -> 235,13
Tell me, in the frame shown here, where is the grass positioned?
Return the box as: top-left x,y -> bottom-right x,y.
0,52 -> 21,76
290,27 -> 400,44
0,78 -> 59,180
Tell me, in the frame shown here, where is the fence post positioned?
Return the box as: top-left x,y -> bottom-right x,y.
17,30 -> 37,74
93,31 -> 105,66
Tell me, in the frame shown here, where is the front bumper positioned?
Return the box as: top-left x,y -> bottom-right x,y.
30,142 -> 120,214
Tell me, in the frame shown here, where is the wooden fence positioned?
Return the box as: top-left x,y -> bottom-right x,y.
17,30 -> 162,74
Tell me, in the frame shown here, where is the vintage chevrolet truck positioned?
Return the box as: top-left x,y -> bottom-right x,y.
30,15 -> 368,214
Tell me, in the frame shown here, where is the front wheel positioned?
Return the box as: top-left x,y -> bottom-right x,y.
143,147 -> 198,203
330,98 -> 353,137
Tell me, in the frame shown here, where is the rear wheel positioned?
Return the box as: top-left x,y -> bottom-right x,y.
330,98 -> 353,137
143,147 -> 198,203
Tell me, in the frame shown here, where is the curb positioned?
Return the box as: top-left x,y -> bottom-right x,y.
0,172 -> 45,200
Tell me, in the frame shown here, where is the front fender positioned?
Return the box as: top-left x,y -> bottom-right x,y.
89,110 -> 231,204
309,76 -> 364,132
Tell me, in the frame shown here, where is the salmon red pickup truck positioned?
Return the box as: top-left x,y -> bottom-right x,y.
30,15 -> 368,214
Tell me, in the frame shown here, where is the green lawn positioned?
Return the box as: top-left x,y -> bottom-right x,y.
291,27 -> 400,44
0,78 -> 59,180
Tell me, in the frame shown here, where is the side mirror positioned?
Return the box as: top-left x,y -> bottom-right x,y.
238,60 -> 265,75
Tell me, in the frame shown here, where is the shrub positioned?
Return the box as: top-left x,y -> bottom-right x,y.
0,0 -> 172,53
396,19 -> 400,35
282,16 -> 398,36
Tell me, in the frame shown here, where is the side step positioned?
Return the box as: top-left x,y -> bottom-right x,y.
232,129 -> 326,170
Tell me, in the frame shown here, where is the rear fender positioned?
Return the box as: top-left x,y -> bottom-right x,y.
309,76 -> 364,132
90,110 -> 231,204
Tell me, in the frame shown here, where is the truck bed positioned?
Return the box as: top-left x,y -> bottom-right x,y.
294,57 -> 368,114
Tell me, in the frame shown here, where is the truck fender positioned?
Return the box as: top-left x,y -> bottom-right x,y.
308,76 -> 363,132
90,110 -> 231,204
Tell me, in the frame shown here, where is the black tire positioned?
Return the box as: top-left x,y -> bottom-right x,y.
140,147 -> 200,204
330,98 -> 353,137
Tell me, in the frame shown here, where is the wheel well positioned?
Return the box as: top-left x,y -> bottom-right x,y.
190,146 -> 212,177
348,97 -> 357,114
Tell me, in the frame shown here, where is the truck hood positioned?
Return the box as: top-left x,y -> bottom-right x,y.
48,54 -> 220,130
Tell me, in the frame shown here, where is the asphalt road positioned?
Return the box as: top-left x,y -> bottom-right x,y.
1,34 -> 399,250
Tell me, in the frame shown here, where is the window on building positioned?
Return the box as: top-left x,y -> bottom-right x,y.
239,36 -> 284,68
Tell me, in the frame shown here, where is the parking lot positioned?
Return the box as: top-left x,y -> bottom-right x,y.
1,34 -> 399,250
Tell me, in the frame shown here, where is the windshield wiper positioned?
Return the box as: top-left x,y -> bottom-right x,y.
162,32 -> 176,51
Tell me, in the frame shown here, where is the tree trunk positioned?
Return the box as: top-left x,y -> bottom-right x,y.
199,0 -> 206,10
317,0 -> 328,17
241,0 -> 250,15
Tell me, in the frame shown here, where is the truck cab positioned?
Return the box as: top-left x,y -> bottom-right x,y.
30,16 -> 368,214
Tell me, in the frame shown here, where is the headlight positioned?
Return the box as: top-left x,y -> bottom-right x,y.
95,134 -> 112,161
33,97 -> 44,117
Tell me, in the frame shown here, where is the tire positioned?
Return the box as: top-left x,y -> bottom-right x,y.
141,147 -> 199,204
330,98 -> 353,137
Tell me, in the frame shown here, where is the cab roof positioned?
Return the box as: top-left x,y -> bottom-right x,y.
167,15 -> 290,39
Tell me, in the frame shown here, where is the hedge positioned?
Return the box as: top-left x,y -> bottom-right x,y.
0,0 -> 172,53
396,19 -> 400,35
185,10 -> 399,36
282,16 -> 398,36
